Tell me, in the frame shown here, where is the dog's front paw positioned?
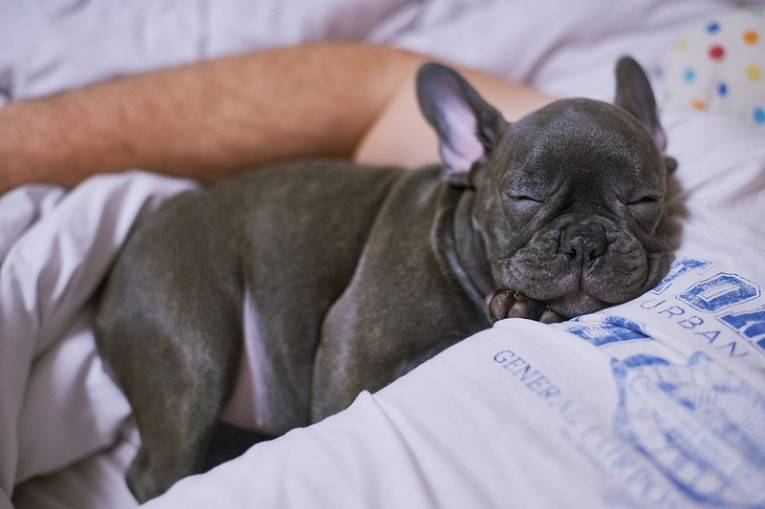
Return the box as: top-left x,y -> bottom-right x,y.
484,289 -> 565,324
484,289 -> 544,323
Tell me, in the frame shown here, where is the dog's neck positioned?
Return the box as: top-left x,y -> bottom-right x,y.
432,183 -> 494,310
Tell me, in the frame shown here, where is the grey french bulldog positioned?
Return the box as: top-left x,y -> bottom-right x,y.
95,56 -> 677,502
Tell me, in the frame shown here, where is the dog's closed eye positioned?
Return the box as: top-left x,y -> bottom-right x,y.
510,195 -> 544,203
626,194 -> 663,230
628,195 -> 660,205
505,193 -> 545,215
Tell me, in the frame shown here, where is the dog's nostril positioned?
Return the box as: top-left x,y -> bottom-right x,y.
562,228 -> 607,261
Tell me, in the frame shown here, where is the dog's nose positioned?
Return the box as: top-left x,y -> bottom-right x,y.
561,224 -> 607,262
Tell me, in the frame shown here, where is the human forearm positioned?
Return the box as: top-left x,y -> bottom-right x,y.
0,44 -> 425,192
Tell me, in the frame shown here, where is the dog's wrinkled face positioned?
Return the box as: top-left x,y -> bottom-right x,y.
417,57 -> 675,318
476,99 -> 672,317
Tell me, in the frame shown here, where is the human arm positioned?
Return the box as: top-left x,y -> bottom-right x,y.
0,43 -> 554,193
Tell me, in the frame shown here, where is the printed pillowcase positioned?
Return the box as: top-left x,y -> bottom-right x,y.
660,7 -> 765,128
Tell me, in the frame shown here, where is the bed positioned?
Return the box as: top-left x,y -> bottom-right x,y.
3,1 -> 765,507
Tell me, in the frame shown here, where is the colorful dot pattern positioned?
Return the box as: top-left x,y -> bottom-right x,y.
660,8 -> 765,127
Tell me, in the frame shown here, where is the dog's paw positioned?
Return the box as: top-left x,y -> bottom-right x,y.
484,289 -> 544,323
484,289 -> 565,324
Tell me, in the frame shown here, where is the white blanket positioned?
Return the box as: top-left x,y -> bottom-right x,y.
3,1 -> 765,508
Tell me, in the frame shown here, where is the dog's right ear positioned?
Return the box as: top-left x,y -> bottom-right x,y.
416,63 -> 507,186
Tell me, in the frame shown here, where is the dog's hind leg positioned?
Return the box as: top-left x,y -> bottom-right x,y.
95,275 -> 241,502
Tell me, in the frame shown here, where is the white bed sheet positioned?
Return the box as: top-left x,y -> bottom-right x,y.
2,1 -> 765,508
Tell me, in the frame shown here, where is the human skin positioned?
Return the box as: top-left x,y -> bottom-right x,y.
0,43 -> 554,193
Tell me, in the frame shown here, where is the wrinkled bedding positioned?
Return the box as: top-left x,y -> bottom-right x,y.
3,1 -> 765,508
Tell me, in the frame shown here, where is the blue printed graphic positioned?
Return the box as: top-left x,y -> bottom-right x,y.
562,315 -> 650,347
679,273 -> 760,312
652,258 -> 714,295
612,352 -> 765,507
720,307 -> 765,353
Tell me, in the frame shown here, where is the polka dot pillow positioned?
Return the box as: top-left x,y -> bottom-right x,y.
660,8 -> 765,127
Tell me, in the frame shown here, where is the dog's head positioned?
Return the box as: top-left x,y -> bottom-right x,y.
417,58 -> 675,318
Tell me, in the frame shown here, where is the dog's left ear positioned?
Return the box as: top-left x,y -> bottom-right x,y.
417,63 -> 507,186
614,56 -> 677,172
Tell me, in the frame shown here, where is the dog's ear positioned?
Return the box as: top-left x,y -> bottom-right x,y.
417,63 -> 507,186
614,56 -> 677,172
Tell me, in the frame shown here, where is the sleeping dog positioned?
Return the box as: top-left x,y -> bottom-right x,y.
95,56 -> 676,502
